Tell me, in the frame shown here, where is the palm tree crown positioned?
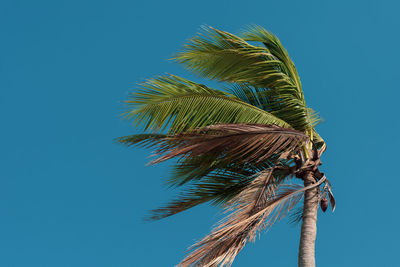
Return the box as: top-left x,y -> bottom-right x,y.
118,25 -> 334,267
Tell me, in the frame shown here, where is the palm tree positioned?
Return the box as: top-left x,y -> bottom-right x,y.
118,26 -> 335,267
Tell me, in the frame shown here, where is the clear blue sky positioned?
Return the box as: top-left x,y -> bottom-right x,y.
1,0 -> 399,266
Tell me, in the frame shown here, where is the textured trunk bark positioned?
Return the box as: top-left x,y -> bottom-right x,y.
298,171 -> 318,267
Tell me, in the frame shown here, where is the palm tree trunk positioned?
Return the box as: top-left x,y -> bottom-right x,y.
298,171 -> 319,267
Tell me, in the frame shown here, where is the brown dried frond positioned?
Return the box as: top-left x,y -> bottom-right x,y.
178,169 -> 305,267
150,123 -> 309,165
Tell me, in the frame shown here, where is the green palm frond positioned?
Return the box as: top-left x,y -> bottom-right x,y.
147,170 -> 254,221
242,26 -> 324,131
123,74 -> 290,133
226,77 -> 318,131
165,151 -> 295,190
166,154 -> 268,188
224,83 -> 269,111
225,83 -> 322,130
242,25 -> 303,95
149,163 -> 294,221
174,26 -> 296,90
173,26 -> 319,131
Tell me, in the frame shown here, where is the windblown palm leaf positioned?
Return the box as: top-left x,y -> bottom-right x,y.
174,26 -> 320,132
150,124 -> 308,165
143,123 -> 306,220
166,152 -> 285,187
147,170 -> 255,221
174,27 -> 294,89
241,25 -> 302,89
119,25 -> 333,267
180,170 -> 304,267
179,175 -> 327,267
124,74 -> 289,134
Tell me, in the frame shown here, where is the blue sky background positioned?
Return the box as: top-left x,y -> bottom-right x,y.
1,0 -> 399,266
